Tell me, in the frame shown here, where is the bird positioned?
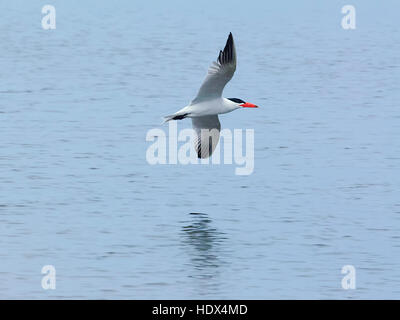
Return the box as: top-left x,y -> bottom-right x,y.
164,32 -> 258,159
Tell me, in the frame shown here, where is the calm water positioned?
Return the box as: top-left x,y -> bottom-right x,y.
1,0 -> 400,299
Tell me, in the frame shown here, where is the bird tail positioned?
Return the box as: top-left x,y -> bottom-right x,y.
162,112 -> 189,124
163,114 -> 176,123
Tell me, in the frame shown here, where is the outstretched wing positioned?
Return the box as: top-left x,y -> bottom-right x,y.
192,115 -> 221,159
192,33 -> 237,103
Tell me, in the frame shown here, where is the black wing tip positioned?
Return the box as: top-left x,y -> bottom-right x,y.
228,33 -> 233,45
217,33 -> 234,65
227,33 -> 233,44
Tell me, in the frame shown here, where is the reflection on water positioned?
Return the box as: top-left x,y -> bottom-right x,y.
181,213 -> 228,285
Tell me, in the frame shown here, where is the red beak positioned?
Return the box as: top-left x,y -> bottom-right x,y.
240,102 -> 258,108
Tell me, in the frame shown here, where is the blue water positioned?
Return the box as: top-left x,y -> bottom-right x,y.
1,0 -> 399,299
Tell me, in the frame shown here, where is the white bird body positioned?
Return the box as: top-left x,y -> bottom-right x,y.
171,98 -> 240,119
164,33 -> 258,158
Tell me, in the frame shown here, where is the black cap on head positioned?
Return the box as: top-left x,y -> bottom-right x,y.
227,98 -> 245,104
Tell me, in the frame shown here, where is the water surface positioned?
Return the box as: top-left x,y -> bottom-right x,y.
1,0 -> 399,299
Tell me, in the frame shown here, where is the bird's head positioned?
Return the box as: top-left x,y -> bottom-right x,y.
227,98 -> 259,109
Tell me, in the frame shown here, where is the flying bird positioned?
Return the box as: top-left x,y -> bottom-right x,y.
164,33 -> 258,158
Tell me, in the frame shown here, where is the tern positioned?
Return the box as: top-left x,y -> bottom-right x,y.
164,33 -> 258,158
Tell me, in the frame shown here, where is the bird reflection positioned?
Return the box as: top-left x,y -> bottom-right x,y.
181,212 -> 227,278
